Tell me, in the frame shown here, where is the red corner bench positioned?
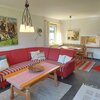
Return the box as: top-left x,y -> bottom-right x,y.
0,47 -> 76,88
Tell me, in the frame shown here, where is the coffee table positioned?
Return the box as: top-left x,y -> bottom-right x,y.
4,62 -> 60,100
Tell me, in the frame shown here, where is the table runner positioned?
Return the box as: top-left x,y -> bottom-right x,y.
7,62 -> 59,89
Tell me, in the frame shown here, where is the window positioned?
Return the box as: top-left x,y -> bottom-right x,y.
49,23 -> 57,45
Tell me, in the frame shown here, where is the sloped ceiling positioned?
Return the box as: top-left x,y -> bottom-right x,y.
0,0 -> 100,19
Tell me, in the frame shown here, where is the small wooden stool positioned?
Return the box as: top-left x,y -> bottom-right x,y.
86,51 -> 94,59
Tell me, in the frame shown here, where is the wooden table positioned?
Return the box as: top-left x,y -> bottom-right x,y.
4,62 -> 60,100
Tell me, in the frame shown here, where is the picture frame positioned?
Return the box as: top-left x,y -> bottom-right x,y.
0,16 -> 18,46
67,30 -> 79,40
80,36 -> 97,45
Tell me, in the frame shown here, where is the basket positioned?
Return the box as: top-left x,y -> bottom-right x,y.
28,64 -> 45,72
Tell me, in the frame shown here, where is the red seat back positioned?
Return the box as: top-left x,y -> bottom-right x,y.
0,51 -> 14,65
10,48 -> 29,64
60,48 -> 76,57
47,48 -> 60,61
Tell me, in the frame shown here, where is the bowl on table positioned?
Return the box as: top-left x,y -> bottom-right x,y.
28,64 -> 45,72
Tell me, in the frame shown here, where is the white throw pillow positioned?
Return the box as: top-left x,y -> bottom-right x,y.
30,50 -> 40,60
63,55 -> 72,64
0,59 -> 9,71
58,55 -> 66,64
36,52 -> 46,60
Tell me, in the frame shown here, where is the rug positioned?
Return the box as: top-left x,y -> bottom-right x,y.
0,78 -> 72,100
73,84 -> 100,100
93,65 -> 100,71
79,60 -> 96,72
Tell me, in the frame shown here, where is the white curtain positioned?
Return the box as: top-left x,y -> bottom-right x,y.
56,23 -> 62,45
44,20 -> 49,46
44,20 -> 62,46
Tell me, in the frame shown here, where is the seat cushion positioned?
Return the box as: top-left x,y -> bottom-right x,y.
0,60 -> 44,82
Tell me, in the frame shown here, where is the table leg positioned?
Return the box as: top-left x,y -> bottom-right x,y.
25,89 -> 30,100
10,85 -> 14,100
54,71 -> 59,86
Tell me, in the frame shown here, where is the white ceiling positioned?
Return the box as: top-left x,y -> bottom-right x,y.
0,0 -> 100,19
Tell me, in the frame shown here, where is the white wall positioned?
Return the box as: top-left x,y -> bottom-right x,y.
60,17 -> 100,44
60,17 -> 100,59
0,6 -> 45,51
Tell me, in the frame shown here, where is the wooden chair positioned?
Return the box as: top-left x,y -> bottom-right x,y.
86,51 -> 94,59
75,46 -> 87,63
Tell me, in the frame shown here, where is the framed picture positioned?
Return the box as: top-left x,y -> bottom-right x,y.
67,30 -> 79,40
80,36 -> 96,45
0,16 -> 18,46
86,36 -> 96,43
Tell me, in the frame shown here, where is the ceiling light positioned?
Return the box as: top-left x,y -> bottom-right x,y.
67,16 -> 74,34
20,0 -> 35,32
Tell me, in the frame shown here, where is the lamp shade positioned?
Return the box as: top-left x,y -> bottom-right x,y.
20,24 -> 25,32
30,26 -> 35,32
26,26 -> 30,32
20,25 -> 35,32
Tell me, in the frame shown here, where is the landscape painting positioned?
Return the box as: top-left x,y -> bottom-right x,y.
87,36 -> 96,43
80,36 -> 96,45
67,30 -> 79,40
0,16 -> 18,46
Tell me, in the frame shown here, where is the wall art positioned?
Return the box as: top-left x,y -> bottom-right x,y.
0,16 -> 18,46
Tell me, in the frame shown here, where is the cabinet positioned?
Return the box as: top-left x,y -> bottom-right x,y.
87,47 -> 100,59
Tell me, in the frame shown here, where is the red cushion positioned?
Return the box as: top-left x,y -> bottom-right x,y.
60,48 -> 76,57
0,51 -> 13,65
10,49 -> 29,64
48,48 -> 60,61
93,65 -> 100,71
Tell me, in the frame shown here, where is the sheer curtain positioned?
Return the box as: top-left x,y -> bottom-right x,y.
56,23 -> 62,45
44,20 -> 62,46
44,20 -> 49,46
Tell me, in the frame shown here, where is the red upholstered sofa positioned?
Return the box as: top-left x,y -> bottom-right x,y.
0,47 -> 76,88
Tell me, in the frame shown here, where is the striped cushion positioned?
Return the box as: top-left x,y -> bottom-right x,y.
0,59 -> 44,82
34,52 -> 46,60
